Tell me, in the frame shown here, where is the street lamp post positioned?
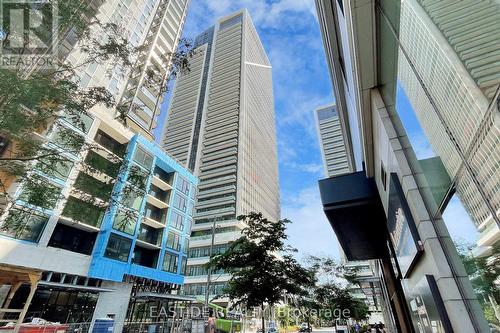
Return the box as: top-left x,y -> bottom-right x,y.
205,217 -> 221,308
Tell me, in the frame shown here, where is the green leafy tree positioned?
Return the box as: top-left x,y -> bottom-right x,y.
206,212 -> 316,333
456,242 -> 500,324
293,256 -> 369,326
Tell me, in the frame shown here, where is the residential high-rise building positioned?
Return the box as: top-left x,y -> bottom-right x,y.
315,0 -> 495,331
161,9 -> 280,300
68,0 -> 190,139
315,104 -> 354,177
0,1 -> 193,331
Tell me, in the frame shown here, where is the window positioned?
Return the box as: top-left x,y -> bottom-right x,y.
186,218 -> 192,234
84,151 -> 120,178
188,201 -> 194,217
48,223 -> 97,255
133,146 -> 154,170
183,238 -> 189,254
190,185 -> 196,200
176,176 -> 190,195
170,211 -> 184,230
62,196 -> 105,228
37,159 -> 73,181
180,256 -> 187,275
51,126 -> 85,151
163,252 -> 178,273
166,232 -> 181,251
173,193 -> 187,212
62,112 -> 94,134
94,130 -> 126,156
73,173 -> 113,201
381,162 -> 387,191
127,165 -> 149,190
188,244 -> 228,258
0,208 -> 48,242
137,224 -> 162,246
112,210 -> 138,235
18,176 -> 62,210
122,187 -> 144,211
104,233 -> 132,262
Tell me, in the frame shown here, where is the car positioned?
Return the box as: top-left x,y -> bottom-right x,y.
268,328 -> 278,333
299,323 -> 311,332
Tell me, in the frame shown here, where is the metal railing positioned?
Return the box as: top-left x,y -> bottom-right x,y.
124,319 -> 192,333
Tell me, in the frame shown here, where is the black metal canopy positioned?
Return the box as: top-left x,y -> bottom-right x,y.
318,171 -> 389,261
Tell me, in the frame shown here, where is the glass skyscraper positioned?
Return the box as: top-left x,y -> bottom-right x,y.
161,9 -> 280,299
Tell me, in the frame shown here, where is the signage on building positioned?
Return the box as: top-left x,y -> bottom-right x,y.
387,173 -> 423,277
402,275 -> 453,333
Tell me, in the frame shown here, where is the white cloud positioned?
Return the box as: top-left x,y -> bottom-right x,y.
279,93 -> 332,136
284,161 -> 324,174
282,186 -> 341,259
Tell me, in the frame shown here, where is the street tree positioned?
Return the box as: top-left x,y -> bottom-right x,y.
292,256 -> 369,326
206,212 -> 316,333
456,242 -> 500,324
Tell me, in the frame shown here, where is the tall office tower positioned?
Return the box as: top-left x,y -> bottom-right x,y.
395,0 -> 500,255
161,10 -> 280,299
315,104 -> 355,177
67,0 -> 190,139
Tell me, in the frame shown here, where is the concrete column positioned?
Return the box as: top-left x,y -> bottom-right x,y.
90,281 -> 133,333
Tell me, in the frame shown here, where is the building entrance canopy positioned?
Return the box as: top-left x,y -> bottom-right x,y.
319,171 -> 389,261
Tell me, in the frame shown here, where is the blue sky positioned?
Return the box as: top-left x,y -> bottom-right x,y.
154,0 -> 341,259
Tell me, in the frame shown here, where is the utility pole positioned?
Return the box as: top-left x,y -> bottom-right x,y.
205,217 -> 220,308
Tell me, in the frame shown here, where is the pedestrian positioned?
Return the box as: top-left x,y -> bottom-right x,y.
375,322 -> 385,333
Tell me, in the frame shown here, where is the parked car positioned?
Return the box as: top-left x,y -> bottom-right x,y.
299,323 -> 311,332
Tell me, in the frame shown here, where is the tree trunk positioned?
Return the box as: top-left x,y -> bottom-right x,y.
261,303 -> 266,333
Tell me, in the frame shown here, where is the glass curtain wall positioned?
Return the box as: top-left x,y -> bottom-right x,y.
377,0 -> 499,328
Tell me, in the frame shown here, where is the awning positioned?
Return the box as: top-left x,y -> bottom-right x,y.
318,171 -> 389,261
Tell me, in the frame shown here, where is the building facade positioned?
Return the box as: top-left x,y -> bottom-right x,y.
161,10 -> 280,300
66,0 -> 190,139
315,104 -> 354,177
316,0 -> 498,331
0,112 -> 197,332
394,0 -> 500,256
0,0 -> 194,331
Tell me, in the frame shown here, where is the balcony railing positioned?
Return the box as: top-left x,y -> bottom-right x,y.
148,185 -> 169,202
137,224 -> 162,246
84,151 -> 120,178
61,196 -> 105,228
153,166 -> 174,184
73,172 -> 114,201
94,130 -> 127,157
144,204 -> 166,224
